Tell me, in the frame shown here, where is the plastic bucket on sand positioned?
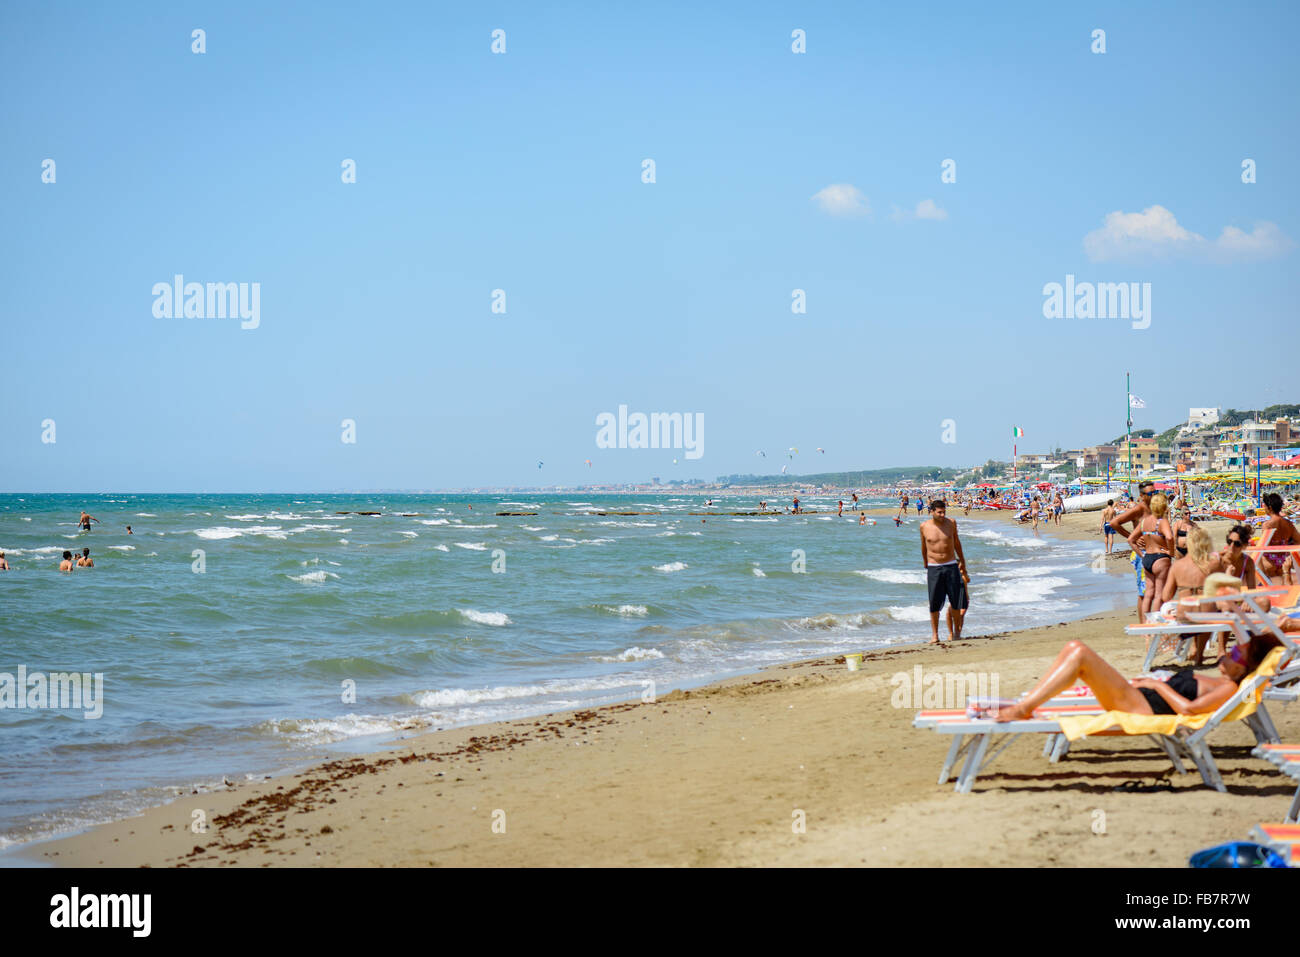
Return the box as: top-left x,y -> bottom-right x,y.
845,653 -> 863,672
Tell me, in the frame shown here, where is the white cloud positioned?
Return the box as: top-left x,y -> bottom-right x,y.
810,184 -> 870,217
890,198 -> 948,223
1212,221 -> 1294,260
1083,204 -> 1291,262
915,198 -> 947,221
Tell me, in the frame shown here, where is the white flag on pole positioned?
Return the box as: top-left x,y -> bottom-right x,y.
1129,395 -> 1146,409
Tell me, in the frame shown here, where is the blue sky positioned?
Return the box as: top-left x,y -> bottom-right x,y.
2,1 -> 1296,491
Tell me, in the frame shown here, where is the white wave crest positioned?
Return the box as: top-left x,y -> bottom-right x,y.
593,646 -> 664,663
856,568 -> 926,584
459,608 -> 511,626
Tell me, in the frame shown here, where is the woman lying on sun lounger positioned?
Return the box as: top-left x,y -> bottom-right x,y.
993,631 -> 1282,722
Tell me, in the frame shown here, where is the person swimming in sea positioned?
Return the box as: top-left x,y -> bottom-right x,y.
77,511 -> 99,532
59,550 -> 75,572
76,547 -> 94,568
126,525 -> 133,535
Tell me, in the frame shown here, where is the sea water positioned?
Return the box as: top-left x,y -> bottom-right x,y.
0,492 -> 1130,848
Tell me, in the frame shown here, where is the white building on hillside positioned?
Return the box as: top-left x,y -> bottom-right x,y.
1188,407 -> 1220,427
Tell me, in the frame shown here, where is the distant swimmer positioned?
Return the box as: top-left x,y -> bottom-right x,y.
0,552 -> 8,570
851,493 -> 859,509
77,511 -> 99,531
896,495 -> 909,523
759,501 -> 767,511
792,496 -> 801,514
60,550 -> 75,572
77,547 -> 94,568
894,515 -> 902,527
859,513 -> 866,525
838,500 -> 844,517
920,499 -> 969,644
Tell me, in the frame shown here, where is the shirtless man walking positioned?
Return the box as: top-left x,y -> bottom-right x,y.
76,511 -> 99,532
920,500 -> 970,644
1101,499 -> 1117,555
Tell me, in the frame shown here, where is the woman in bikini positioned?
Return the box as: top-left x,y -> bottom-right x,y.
1216,524 -> 1258,589
1166,505 -> 1200,579
1259,492 -> 1299,585
1129,492 -> 1174,620
994,630 -> 1281,722
1161,527 -> 1224,665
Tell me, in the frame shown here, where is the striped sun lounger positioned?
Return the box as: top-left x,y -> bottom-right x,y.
1250,823 -> 1300,864
1251,744 -> 1300,823
916,647 -> 1287,794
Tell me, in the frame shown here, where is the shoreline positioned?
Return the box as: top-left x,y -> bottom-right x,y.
12,510 -> 1232,868
26,595 -> 1296,868
5,509 -> 1253,868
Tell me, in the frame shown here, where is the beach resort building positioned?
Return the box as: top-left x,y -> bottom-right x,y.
1116,437 -> 1168,472
1214,420 -> 1278,470
1174,435 -> 1218,473
1078,445 -> 1118,473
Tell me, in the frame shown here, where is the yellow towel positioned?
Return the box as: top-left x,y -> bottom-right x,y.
1056,647 -> 1285,742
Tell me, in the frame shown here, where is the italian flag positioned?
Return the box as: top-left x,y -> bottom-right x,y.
1012,426 -> 1024,438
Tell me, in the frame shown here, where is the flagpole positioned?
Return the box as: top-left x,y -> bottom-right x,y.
1126,372 -> 1132,491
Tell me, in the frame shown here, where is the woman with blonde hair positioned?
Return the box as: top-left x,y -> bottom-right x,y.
1129,492 -> 1173,619
1161,526 -> 1224,665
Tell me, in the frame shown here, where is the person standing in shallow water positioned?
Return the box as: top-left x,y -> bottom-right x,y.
920,499 -> 969,644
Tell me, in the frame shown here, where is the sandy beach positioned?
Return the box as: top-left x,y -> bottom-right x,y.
18,507 -> 1293,869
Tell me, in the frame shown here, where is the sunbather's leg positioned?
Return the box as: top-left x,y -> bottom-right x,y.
995,640 -> 1149,721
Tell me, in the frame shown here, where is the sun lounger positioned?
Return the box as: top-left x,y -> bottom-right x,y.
1251,744 -> 1300,823
917,646 -> 1287,794
1123,586 -> 1295,671
1249,823 -> 1300,863
1125,618 -> 1244,671
1188,587 -> 1300,708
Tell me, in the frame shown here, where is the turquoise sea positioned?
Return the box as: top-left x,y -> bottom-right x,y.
0,491 -> 1130,849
